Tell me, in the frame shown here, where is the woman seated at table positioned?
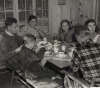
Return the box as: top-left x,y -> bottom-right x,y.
19,34 -> 51,79
19,15 -> 46,40
84,19 -> 100,43
58,19 -> 77,44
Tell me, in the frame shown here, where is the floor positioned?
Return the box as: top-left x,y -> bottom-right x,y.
0,69 -> 26,88
0,68 -> 64,88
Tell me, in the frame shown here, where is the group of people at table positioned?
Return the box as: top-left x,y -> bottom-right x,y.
0,14 -> 100,87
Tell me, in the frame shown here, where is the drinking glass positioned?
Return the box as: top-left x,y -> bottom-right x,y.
61,45 -> 66,52
54,47 -> 59,54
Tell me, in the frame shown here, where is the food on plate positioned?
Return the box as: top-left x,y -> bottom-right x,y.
56,52 -> 66,58
37,41 -> 52,50
44,51 -> 51,56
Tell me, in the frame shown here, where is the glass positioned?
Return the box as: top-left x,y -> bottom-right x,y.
26,0 -> 32,10
36,0 -> 42,10
5,0 -> 13,10
36,11 -> 42,18
43,37 -> 47,41
42,26 -> 48,32
19,11 -> 25,22
53,33 -> 58,40
18,0 -> 25,10
0,12 -> 5,22
43,0 -> 48,9
37,19 -> 42,26
61,45 -> 66,52
43,10 -> 48,18
43,20 -> 48,26
0,0 -> 4,11
6,12 -> 13,17
54,47 -> 59,54
26,11 -> 32,20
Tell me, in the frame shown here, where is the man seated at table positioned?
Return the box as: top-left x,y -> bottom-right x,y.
0,17 -> 23,62
65,25 -> 100,86
20,34 -> 52,79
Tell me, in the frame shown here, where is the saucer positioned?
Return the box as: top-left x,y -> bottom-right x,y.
44,51 -> 51,56
56,52 -> 66,58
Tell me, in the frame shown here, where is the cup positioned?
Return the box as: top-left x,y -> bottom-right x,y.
54,40 -> 58,44
54,47 -> 59,54
43,37 -> 47,44
61,45 -> 66,52
58,52 -> 64,57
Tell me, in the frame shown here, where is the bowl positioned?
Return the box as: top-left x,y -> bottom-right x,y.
58,52 -> 64,57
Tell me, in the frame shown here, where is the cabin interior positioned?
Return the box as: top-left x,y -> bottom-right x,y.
0,0 -> 100,88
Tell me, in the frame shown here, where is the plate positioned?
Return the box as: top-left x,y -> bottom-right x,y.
44,51 -> 52,56
56,53 -> 66,58
51,54 -> 71,61
37,41 -> 52,50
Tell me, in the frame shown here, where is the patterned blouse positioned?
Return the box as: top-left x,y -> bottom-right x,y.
19,25 -> 44,39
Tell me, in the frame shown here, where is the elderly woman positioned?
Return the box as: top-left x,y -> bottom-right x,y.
84,19 -> 100,43
20,15 -> 46,40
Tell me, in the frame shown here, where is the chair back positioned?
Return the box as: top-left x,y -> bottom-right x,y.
61,70 -> 90,88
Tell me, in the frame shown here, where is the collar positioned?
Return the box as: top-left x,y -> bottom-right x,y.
82,38 -> 93,45
28,24 -> 37,29
5,30 -> 14,36
24,43 -> 34,49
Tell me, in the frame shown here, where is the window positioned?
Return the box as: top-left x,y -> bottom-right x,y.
0,0 -> 49,32
0,0 -> 13,27
18,0 -> 33,25
18,0 -> 49,32
36,0 -> 49,32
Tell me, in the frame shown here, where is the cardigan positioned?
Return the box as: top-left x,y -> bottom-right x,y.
0,32 -> 22,61
58,29 -> 77,43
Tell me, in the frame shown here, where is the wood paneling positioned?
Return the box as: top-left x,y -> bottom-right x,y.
60,0 -> 71,21
49,0 -> 60,36
49,0 -> 98,34
70,0 -> 96,25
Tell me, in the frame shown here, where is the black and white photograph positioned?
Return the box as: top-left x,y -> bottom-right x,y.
0,0 -> 100,88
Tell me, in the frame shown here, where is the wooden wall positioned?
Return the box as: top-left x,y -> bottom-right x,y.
49,0 -> 60,36
49,0 -> 98,35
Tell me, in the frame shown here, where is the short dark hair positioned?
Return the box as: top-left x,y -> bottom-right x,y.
25,34 -> 36,41
28,15 -> 37,22
84,19 -> 99,32
5,17 -> 17,27
74,25 -> 90,36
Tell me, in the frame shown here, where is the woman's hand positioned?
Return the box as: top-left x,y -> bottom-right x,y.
15,45 -> 23,53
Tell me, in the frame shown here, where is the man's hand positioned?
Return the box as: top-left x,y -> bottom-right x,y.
15,45 -> 23,53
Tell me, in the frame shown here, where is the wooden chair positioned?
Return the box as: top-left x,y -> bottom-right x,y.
61,70 -> 98,88
0,33 -> 8,74
6,60 -> 23,86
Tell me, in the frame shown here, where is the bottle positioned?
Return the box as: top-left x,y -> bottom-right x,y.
53,33 -> 57,40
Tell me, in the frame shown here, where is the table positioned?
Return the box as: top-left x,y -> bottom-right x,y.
41,54 -> 71,69
48,59 -> 71,68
